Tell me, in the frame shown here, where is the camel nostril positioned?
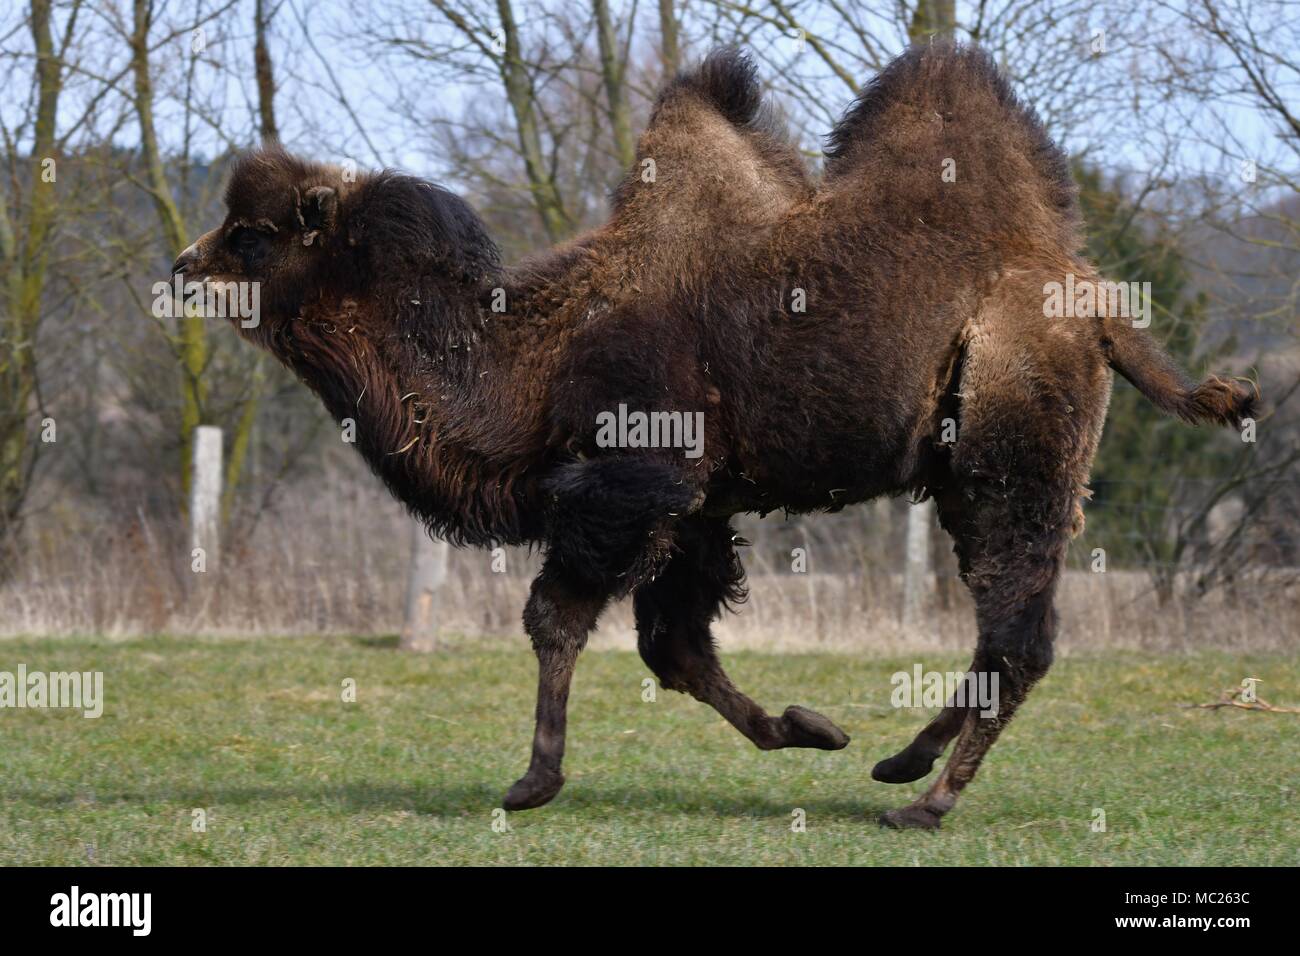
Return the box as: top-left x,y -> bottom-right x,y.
172,244 -> 198,276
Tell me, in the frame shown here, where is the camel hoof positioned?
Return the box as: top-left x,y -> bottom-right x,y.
871,748 -> 940,784
782,705 -> 850,750
502,770 -> 565,811
878,805 -> 944,830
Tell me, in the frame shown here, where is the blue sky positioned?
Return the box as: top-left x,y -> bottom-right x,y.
2,0 -> 1291,212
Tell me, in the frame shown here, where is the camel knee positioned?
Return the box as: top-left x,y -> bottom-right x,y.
523,569 -> 605,653
636,628 -> 705,692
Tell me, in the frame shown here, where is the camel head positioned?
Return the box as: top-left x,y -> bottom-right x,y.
171,146 -> 499,347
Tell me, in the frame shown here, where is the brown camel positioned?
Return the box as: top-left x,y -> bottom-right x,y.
172,43 -> 1257,828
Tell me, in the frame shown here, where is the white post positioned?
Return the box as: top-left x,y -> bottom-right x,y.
189,425 -> 223,572
901,499 -> 935,631
401,520 -> 450,652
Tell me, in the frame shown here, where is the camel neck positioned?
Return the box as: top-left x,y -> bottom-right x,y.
282,285 -> 546,546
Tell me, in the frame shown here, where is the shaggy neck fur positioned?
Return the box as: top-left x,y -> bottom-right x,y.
266,176 -> 561,548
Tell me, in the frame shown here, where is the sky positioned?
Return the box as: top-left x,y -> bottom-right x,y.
1,0 -> 1292,210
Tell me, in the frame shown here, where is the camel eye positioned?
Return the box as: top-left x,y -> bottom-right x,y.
229,226 -> 269,259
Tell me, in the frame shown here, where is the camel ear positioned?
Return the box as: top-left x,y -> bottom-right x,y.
296,186 -> 338,246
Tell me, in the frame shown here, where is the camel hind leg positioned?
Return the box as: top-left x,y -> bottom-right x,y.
872,484 -> 987,785
878,294 -> 1104,827
871,653 -> 984,784
878,542 -> 1065,829
880,462 -> 1073,828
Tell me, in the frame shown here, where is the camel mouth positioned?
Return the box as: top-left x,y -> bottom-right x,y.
151,272 -> 263,330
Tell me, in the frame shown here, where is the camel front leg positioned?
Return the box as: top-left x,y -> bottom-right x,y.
502,561 -> 609,811
634,516 -> 850,751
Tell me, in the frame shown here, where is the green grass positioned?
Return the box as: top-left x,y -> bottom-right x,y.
1,636 -> 1297,865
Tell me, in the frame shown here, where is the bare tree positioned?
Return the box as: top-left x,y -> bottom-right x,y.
128,0 -> 205,497
0,0 -> 81,559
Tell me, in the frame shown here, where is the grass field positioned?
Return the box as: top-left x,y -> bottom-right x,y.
1,636 -> 1297,865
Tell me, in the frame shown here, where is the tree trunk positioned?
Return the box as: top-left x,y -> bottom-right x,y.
658,0 -> 680,76
401,521 -> 450,652
221,361 -> 263,528
593,0 -> 635,169
496,0 -> 569,241
131,0 -> 204,500
253,0 -> 279,142
0,0 -> 63,551
909,0 -> 956,41
901,500 -> 935,631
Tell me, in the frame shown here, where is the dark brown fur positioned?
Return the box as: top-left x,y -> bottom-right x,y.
175,44 -> 1258,827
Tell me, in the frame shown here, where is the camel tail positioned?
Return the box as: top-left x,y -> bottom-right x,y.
1104,319 -> 1258,428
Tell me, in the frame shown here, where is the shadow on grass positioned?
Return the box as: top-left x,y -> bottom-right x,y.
9,780 -> 888,822
352,635 -> 400,650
